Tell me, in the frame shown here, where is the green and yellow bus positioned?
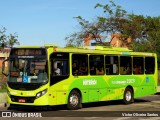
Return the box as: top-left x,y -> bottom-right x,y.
2,44 -> 158,110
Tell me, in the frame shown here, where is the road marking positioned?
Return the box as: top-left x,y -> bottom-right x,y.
152,101 -> 160,103
113,117 -> 160,120
139,117 -> 160,120
113,117 -> 132,120
84,117 -> 100,120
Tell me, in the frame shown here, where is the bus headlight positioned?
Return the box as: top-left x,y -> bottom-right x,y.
36,89 -> 47,99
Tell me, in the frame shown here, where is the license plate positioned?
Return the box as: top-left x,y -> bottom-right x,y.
18,99 -> 26,103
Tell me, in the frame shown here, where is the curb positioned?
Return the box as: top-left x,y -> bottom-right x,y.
158,86 -> 160,92
0,92 -> 6,108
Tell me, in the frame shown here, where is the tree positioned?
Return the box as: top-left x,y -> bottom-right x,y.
0,27 -> 7,48
65,0 -> 128,47
0,27 -> 20,49
132,16 -> 160,63
7,33 -> 20,48
65,32 -> 84,47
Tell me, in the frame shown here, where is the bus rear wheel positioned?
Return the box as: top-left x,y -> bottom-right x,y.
123,87 -> 134,104
67,90 -> 81,110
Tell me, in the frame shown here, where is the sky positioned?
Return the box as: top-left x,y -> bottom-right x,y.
1,0 -> 160,47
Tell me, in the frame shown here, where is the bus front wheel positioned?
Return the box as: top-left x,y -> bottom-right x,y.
67,90 -> 81,110
123,87 -> 134,104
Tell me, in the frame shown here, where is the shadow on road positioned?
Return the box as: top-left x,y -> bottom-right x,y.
7,104 -> 67,112
7,98 -> 150,112
82,99 -> 150,109
155,92 -> 160,95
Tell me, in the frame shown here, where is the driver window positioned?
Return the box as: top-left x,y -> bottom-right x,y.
50,52 -> 70,85
53,61 -> 61,75
50,53 -> 69,77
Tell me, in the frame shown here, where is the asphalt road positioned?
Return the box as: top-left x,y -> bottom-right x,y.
0,93 -> 160,120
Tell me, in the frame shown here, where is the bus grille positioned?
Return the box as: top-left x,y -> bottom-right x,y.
10,95 -> 36,103
8,83 -> 42,90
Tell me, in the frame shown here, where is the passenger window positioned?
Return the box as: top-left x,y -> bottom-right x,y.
72,54 -> 88,76
120,56 -> 132,75
105,56 -> 119,75
145,57 -> 155,74
89,55 -> 104,75
133,57 -> 144,74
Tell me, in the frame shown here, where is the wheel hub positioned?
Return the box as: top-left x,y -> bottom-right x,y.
69,94 -> 79,107
126,91 -> 131,101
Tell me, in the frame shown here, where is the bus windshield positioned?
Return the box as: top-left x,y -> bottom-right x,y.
8,48 -> 48,84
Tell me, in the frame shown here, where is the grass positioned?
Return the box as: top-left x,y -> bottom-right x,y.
0,88 -> 7,93
0,82 -> 7,93
0,92 -> 6,103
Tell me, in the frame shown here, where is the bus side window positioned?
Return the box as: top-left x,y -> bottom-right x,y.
133,57 -> 144,75
72,54 -> 88,76
72,62 -> 79,75
145,57 -> 155,74
90,65 -> 96,75
120,56 -> 132,75
89,55 -> 104,75
105,56 -> 119,75
96,66 -> 104,75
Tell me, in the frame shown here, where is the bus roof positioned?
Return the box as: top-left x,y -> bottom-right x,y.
15,46 -> 43,48
13,44 -> 156,56
14,44 -> 58,49
14,45 -> 132,51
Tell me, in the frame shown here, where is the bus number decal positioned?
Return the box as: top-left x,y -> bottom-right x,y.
112,79 -> 135,84
127,79 -> 135,84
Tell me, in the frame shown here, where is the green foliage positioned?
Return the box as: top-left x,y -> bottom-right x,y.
7,33 -> 20,48
65,32 -> 84,47
0,84 -> 7,93
0,27 -> 20,48
0,27 -> 7,47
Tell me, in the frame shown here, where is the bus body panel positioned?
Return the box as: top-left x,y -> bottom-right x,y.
48,74 -> 157,105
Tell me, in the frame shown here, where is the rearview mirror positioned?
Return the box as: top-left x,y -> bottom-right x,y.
2,59 -> 9,76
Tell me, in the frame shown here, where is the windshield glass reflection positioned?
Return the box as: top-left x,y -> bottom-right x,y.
9,58 -> 48,83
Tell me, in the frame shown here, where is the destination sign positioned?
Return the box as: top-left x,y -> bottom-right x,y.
10,48 -> 46,56
18,56 -> 34,58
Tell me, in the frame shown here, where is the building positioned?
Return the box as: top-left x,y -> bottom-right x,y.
0,48 -> 10,67
109,33 -> 132,48
83,34 -> 106,46
83,33 -> 132,48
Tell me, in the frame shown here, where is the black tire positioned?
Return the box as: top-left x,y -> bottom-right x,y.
7,104 -> 15,110
123,87 -> 134,104
67,90 -> 81,110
